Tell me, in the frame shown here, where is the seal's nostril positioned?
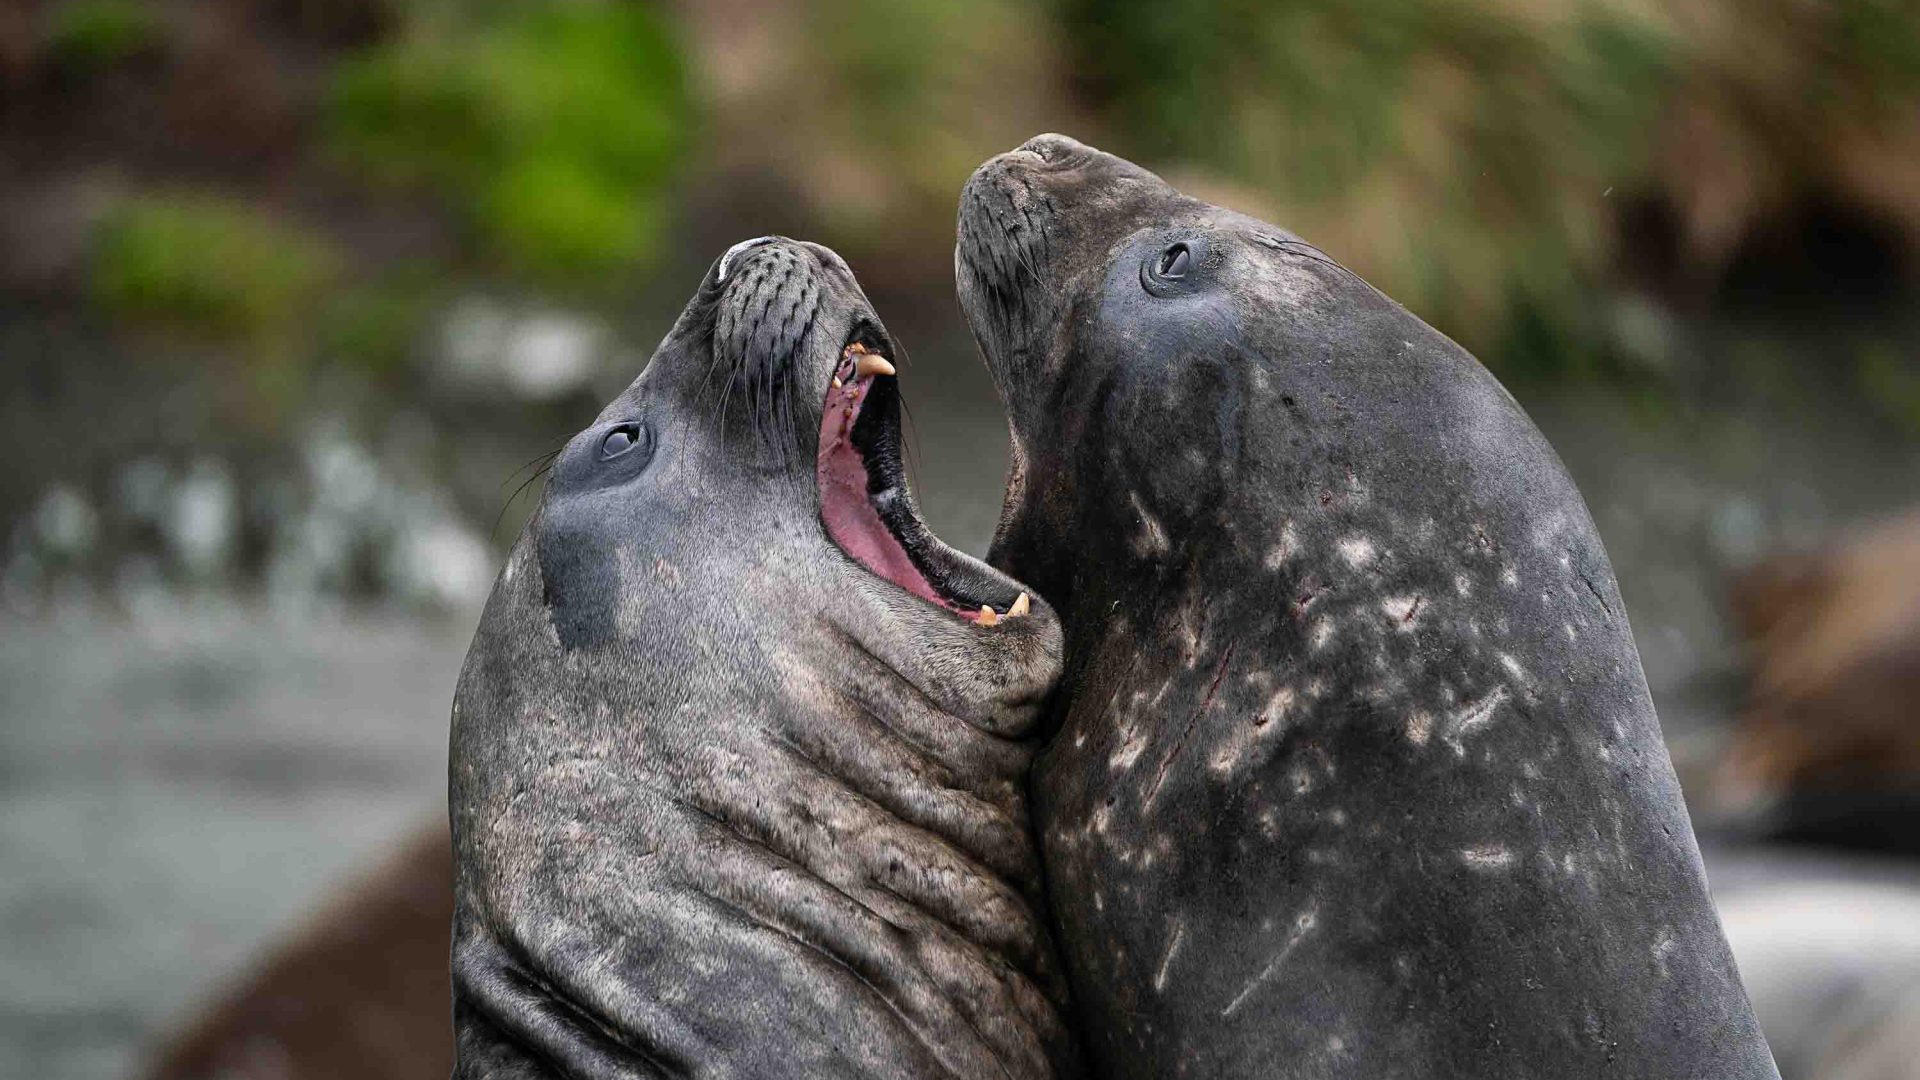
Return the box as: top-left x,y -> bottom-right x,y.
717,236 -> 780,283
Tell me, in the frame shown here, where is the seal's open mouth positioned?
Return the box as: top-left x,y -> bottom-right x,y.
817,330 -> 1025,625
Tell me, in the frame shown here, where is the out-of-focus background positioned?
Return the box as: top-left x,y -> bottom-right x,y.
2,1 -> 1917,1077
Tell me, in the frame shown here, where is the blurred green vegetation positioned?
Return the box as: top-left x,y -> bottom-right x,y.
1860,343 -> 1920,436
92,193 -> 343,349
806,0 -> 1064,244
1066,0 -> 1675,376
326,1 -> 690,282
1059,0 -> 1919,378
74,0 -> 695,424
47,0 -> 1920,392
43,0 -> 168,72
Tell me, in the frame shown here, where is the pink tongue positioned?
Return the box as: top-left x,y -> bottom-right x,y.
817,365 -> 966,614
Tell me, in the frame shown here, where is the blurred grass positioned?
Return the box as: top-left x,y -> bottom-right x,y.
1059,0 -> 1920,378
42,0 -> 1920,402
42,0 -> 167,72
1860,343 -> 1920,436
325,1 -> 690,283
1065,0 -> 1677,376
805,0 -> 1066,245
73,0 -> 696,427
92,193 -> 343,349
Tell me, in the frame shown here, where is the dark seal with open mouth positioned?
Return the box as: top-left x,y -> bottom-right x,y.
450,237 -> 1077,1078
957,136 -> 1778,1079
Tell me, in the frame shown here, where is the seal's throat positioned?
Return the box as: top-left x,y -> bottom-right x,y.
818,340 -> 1012,624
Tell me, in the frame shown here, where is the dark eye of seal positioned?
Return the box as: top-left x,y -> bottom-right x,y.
600,422 -> 645,461
1142,238 -> 1206,296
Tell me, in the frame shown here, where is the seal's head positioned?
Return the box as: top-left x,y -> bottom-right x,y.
959,137 -> 1776,1078
540,234 -> 1034,643
958,133 -> 1357,618
451,238 -> 1075,1078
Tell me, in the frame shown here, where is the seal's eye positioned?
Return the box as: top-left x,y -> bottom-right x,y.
600,423 -> 644,460
1142,238 -> 1206,296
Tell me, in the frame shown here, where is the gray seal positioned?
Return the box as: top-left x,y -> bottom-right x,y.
450,237 -> 1077,1078
956,135 -> 1778,1079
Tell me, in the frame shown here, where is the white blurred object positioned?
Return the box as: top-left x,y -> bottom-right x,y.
1718,869 -> 1920,1080
383,504 -> 494,611
34,483 -> 98,558
167,460 -> 236,577
438,296 -> 604,401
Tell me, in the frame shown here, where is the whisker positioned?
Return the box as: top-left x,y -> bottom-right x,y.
492,460 -> 556,541
499,443 -> 565,492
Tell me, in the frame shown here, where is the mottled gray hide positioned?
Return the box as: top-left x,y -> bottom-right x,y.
957,135 -> 1779,1079
450,240 -> 1077,1078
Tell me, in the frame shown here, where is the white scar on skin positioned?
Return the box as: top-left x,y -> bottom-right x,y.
1310,618 -> 1334,650
1460,845 -> 1515,870
1381,594 -> 1424,627
1337,536 -> 1376,568
1222,903 -> 1319,1017
1260,686 -> 1296,726
1652,927 -> 1677,977
1255,807 -> 1281,839
1444,685 -> 1512,754
1405,709 -> 1434,747
1129,492 -> 1170,557
1264,522 -> 1299,569
1289,764 -> 1314,796
1210,687 -> 1295,775
1153,921 -> 1187,992
1110,730 -> 1147,771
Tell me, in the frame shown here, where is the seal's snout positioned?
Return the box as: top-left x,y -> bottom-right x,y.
1016,132 -> 1090,164
715,235 -> 780,283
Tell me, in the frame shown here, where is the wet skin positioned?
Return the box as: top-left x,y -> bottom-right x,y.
958,134 -> 1779,1079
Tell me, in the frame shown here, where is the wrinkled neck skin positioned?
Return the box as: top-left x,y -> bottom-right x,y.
963,136 -> 1778,1079
450,244 -> 1077,1079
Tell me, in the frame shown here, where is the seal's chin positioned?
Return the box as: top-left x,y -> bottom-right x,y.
816,333 -> 1021,625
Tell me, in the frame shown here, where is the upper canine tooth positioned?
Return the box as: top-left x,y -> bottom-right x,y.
832,376 -> 843,388
855,354 -> 896,379
978,605 -> 1000,626
1009,592 -> 1031,617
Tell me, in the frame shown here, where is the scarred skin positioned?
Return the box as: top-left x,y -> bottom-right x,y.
449,239 -> 1079,1079
957,134 -> 1779,1079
